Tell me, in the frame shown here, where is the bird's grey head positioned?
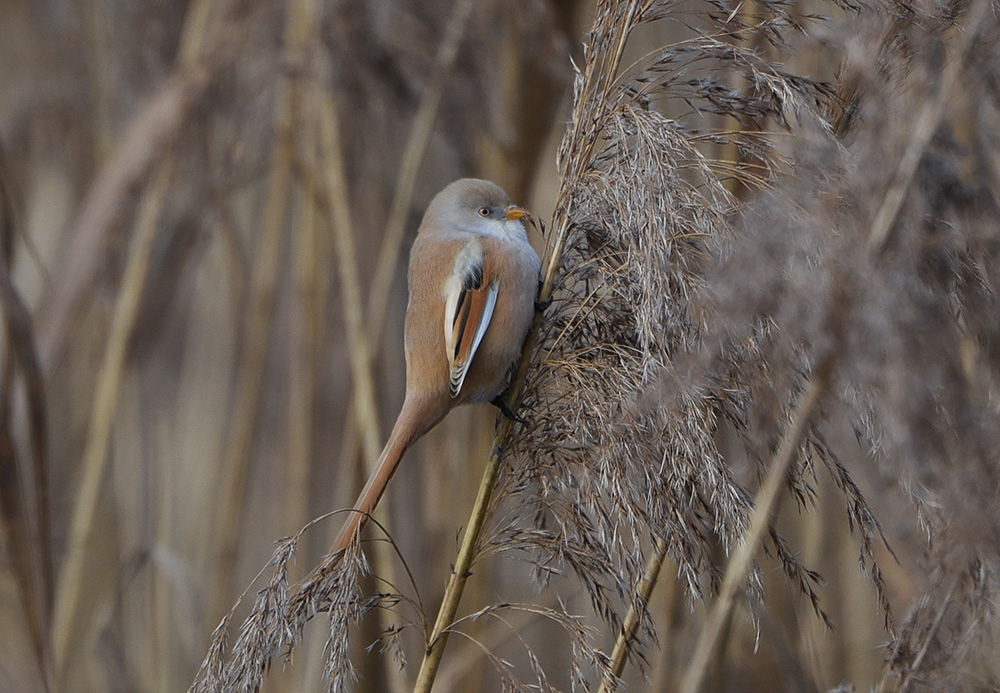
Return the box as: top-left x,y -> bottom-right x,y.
425,178 -> 529,239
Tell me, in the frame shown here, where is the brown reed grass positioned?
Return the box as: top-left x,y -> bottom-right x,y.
2,0 -> 1000,691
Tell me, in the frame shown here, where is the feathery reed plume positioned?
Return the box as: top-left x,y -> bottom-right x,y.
836,0 -> 1000,688
492,0 -> 869,685
189,514 -> 388,693
686,0 -> 1000,688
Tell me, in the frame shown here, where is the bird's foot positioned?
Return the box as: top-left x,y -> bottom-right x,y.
491,395 -> 528,425
535,281 -> 553,312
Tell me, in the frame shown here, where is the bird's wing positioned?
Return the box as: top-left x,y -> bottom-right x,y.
444,242 -> 498,398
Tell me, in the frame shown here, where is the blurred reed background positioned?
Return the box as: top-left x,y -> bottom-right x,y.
2,0 -> 1000,691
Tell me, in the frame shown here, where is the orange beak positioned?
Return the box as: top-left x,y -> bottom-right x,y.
505,205 -> 529,221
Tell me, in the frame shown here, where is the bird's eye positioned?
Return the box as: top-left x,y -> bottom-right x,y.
478,207 -> 491,217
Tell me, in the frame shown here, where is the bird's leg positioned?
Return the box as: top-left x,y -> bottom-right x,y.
491,395 -> 527,424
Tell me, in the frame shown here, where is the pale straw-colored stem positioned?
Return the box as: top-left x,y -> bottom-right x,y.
413,417 -> 513,693
314,88 -> 409,693
52,158 -> 174,679
597,537 -> 669,692
865,0 -> 988,255
680,371 -> 829,693
209,0 -> 308,617
52,0 -> 222,680
334,0 -> 478,499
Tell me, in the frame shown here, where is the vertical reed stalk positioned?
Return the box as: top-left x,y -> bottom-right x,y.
285,126 -> 320,538
0,144 -> 52,687
649,560 -> 680,691
50,0 -> 220,680
681,371 -> 830,693
209,0 -> 309,619
152,395 -> 175,691
315,90 -> 382,465
283,0 -> 321,545
314,88 -> 408,693
864,0 -> 988,254
0,315 -> 48,689
51,157 -> 175,677
85,0 -> 114,162
335,0 -> 477,494
598,537 -> 669,692
412,416 -> 513,693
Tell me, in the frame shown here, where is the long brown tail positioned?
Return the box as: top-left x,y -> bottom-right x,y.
328,395 -> 443,558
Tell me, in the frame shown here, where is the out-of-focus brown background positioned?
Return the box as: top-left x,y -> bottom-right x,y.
1,0 -> 995,691
0,1 -> 577,690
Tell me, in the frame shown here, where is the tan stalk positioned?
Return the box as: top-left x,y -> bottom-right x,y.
51,158 -> 174,678
412,413 -> 516,693
209,0 -> 311,619
597,537 -> 669,692
85,0 -> 114,161
315,92 -> 382,465
36,0 -> 226,375
796,476 -> 830,686
175,0 -> 219,66
50,0 -> 220,679
282,0 -> 321,542
334,0 -> 477,495
0,304 -> 48,690
718,0 -> 761,199
680,371 -> 830,693
314,89 -> 408,693
0,142 -> 52,688
648,561 -> 680,691
282,8 -> 321,693
865,0 -> 987,253
285,118 -> 320,539
152,386 -> 174,691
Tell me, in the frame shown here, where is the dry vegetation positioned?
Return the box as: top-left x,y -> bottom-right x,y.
2,0 -> 1000,691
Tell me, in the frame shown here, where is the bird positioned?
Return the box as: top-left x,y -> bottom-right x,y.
329,178 -> 542,558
